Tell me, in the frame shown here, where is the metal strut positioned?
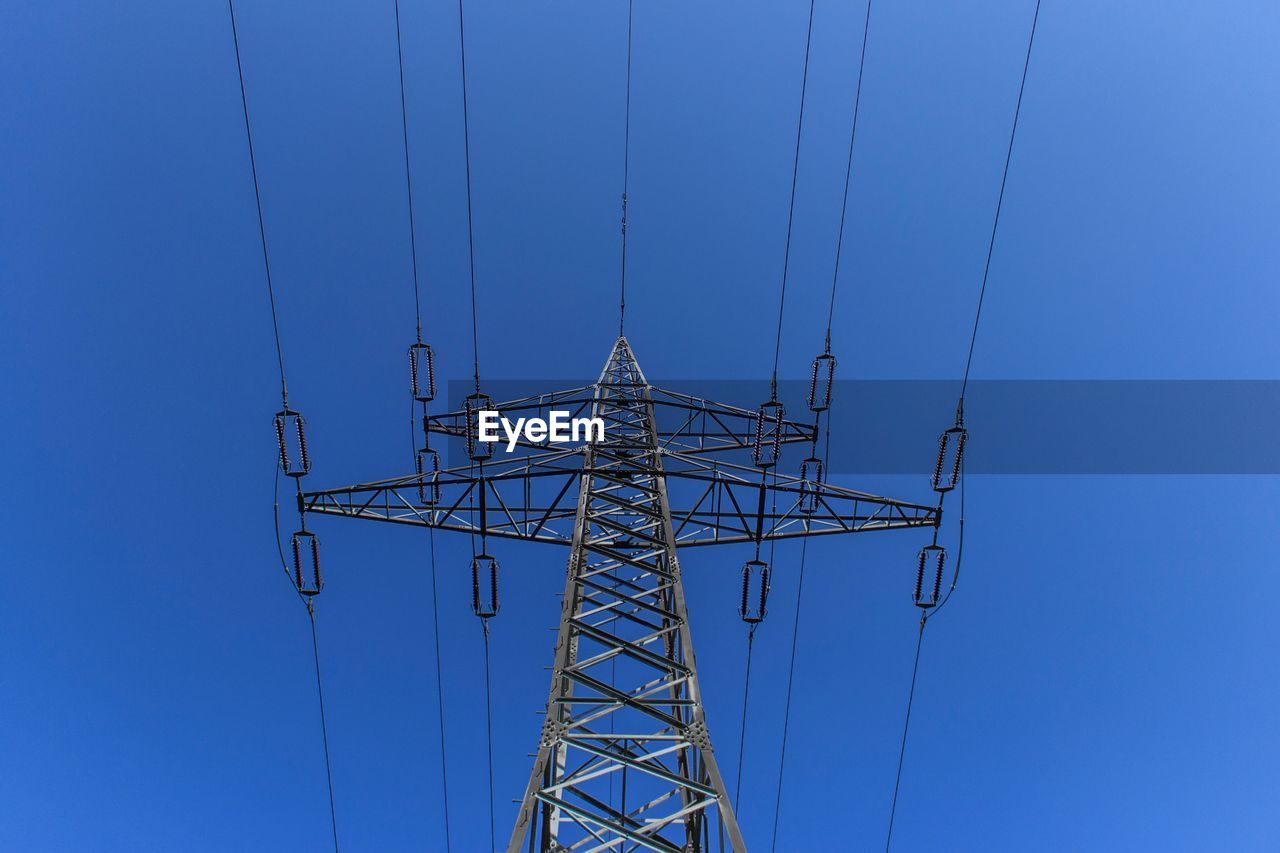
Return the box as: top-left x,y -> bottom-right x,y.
507,339 -> 746,851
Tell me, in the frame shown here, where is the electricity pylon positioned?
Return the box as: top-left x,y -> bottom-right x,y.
300,337 -> 937,851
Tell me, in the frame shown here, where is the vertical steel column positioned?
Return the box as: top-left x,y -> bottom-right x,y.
508,338 -> 746,852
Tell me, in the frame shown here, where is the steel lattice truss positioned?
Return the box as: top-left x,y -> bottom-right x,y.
300,338 -> 938,851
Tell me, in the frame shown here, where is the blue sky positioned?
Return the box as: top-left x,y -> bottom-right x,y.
2,0 -> 1278,850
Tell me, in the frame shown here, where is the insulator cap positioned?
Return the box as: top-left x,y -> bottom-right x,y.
752,401 -> 785,469
275,408 -> 311,478
471,553 -> 500,618
464,392 -> 496,461
808,353 -> 836,413
291,530 -> 323,596
740,559 -> 770,623
409,342 -> 437,402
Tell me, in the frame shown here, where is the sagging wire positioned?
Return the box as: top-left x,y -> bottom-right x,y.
228,0 -> 339,846
735,459 -> 777,818
391,4 -> 454,844
743,0 -> 822,781
770,0 -> 876,838
405,393 -> 454,850
767,0 -> 817,404
732,621 -> 758,813
453,4 -> 500,843
480,617 -> 497,852
885,2 -> 1042,849
768,534 -> 810,852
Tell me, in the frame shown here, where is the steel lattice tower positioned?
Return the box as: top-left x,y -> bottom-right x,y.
300,338 -> 938,850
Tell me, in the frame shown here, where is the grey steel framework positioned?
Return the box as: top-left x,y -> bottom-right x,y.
300,338 -> 937,851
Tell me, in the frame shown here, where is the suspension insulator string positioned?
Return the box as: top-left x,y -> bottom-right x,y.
227,0 -> 322,603
928,452 -> 967,619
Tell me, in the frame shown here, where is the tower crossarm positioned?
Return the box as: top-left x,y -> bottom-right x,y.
661,451 -> 939,546
299,448 -> 586,545
645,385 -> 816,455
297,444 -> 935,549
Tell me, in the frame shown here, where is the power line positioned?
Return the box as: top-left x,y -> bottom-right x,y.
226,0 -> 288,404
767,4 -> 877,841
618,0 -> 634,337
425,524 -> 454,851
732,622 -> 758,811
824,0 -> 874,350
481,620 -> 497,852
884,617 -> 924,853
393,0 -> 425,341
960,0 -> 1043,402
308,602 -> 342,853
393,8 -> 453,843
229,3 -> 341,847
406,394 -> 454,849
456,0 -> 482,391
886,4 -> 1042,848
769,0 -> 817,399
768,534 -> 809,850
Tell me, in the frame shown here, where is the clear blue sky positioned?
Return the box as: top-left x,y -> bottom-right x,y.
2,0 -> 1278,850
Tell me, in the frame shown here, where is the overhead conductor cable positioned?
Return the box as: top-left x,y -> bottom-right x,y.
771,0 -> 874,844
226,0 -> 339,849
886,2 -> 1043,850
392,0 -> 454,847
453,1 -> 499,850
